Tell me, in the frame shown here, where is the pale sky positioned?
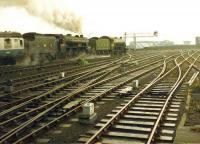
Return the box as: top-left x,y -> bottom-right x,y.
0,0 -> 200,44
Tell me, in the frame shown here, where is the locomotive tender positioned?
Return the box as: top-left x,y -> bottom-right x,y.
0,32 -> 126,65
23,33 -> 58,64
89,36 -> 126,55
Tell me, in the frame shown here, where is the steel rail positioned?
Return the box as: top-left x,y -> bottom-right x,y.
182,52 -> 200,71
0,60 -> 110,86
168,56 -> 183,93
0,68 -> 114,128
0,54 -> 167,92
146,54 -> 200,144
0,61 -> 111,96
0,64 -> 121,139
84,52 -> 196,144
0,61 -> 120,118
0,54 -> 165,114
0,56 -> 171,143
0,58 -> 122,92
0,56 -> 124,99
83,54 -> 183,144
0,66 -> 106,110
0,66 -> 118,141
12,58 -> 170,144
0,57 -> 117,75
0,56 -> 132,141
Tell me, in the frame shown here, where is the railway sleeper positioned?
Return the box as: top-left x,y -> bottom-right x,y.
95,123 -> 175,136
87,129 -> 174,142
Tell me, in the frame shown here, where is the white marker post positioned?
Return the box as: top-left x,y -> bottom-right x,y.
133,80 -> 139,88
134,61 -> 139,66
61,72 -> 65,78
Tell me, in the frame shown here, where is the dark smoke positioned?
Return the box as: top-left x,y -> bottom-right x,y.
52,10 -> 82,33
0,0 -> 82,33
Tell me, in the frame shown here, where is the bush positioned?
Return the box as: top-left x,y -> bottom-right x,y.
192,85 -> 200,93
77,58 -> 89,65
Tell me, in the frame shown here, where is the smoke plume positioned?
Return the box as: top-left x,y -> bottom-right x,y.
0,0 -> 82,33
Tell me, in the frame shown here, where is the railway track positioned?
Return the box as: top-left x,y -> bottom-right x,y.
77,52 -> 200,144
0,53 -> 154,93
0,57 -> 121,94
0,54 -> 161,93
0,50 -> 196,143
0,56 -> 115,74
0,53 -> 160,85
0,52 -> 177,143
0,57 -> 120,83
0,53 -> 168,112
0,53 -> 167,106
0,51 -> 166,80
0,57 -> 126,109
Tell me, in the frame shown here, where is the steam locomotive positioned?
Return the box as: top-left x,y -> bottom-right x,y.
0,32 -> 126,65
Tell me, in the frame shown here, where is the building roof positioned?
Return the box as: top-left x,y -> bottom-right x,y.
0,32 -> 22,37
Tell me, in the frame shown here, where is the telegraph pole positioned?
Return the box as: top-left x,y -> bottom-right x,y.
134,33 -> 136,49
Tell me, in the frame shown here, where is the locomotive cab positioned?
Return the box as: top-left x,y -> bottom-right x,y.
23,33 -> 58,64
62,34 -> 89,57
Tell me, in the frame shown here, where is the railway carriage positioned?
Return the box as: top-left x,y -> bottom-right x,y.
0,32 -> 24,64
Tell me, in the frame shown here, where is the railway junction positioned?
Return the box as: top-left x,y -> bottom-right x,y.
0,49 -> 200,144
1,0 -> 200,143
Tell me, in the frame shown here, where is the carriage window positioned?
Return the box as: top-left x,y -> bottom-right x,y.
4,38 -> 12,49
5,38 -> 11,44
20,40 -> 23,46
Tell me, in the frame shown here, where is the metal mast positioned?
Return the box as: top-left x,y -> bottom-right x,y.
124,31 -> 158,50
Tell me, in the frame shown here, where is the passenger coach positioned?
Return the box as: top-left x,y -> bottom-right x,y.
0,32 -> 24,64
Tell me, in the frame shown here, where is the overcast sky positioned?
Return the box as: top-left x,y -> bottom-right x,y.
0,0 -> 200,43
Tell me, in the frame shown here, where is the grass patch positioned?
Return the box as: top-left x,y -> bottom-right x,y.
77,58 -> 89,65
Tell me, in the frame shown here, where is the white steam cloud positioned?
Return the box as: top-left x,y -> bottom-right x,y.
0,0 -> 82,33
